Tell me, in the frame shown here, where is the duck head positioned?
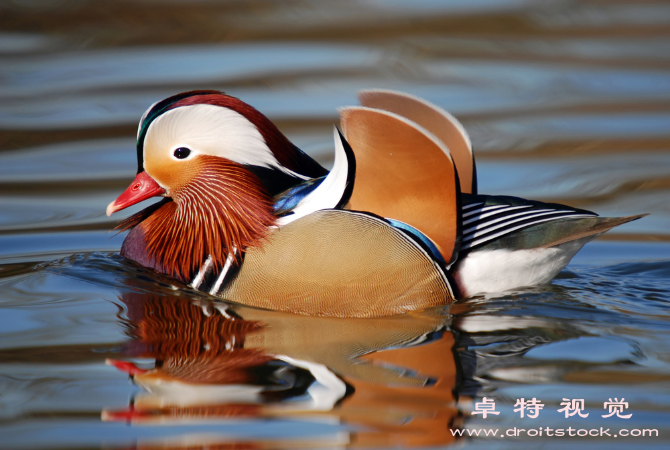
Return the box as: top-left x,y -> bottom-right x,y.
107,90 -> 327,283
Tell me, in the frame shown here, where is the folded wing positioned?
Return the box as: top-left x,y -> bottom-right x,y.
340,106 -> 461,265
358,89 -> 476,194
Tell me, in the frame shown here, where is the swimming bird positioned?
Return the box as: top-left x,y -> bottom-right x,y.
106,89 -> 643,317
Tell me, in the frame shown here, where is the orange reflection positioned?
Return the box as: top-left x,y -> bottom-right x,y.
104,293 -> 461,448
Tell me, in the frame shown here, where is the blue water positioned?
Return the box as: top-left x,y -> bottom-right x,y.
1,1 -> 669,448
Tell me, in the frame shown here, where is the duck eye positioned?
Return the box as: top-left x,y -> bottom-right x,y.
173,147 -> 191,159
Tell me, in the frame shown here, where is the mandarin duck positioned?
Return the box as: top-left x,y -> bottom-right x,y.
106,89 -> 643,317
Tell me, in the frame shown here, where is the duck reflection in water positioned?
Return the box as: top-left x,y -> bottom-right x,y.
104,291 -> 462,448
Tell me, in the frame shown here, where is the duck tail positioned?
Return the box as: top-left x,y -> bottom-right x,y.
540,214 -> 648,248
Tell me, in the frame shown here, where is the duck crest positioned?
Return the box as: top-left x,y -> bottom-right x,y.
118,156 -> 275,283
137,90 -> 326,178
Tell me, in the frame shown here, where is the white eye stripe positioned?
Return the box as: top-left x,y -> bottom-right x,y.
144,104 -> 297,176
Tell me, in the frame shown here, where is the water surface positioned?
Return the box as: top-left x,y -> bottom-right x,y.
1,0 -> 669,448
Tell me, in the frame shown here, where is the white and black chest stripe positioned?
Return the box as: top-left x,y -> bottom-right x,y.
459,196 -> 597,252
190,249 -> 239,297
